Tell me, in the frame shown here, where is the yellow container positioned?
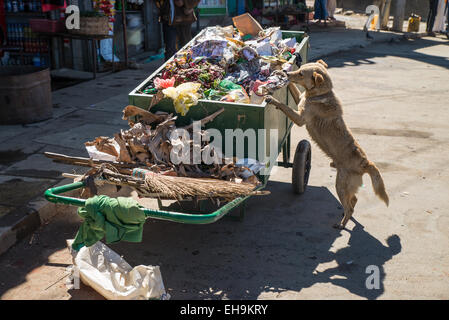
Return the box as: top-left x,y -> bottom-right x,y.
407,14 -> 421,32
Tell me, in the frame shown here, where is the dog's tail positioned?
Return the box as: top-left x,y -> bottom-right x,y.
365,161 -> 389,206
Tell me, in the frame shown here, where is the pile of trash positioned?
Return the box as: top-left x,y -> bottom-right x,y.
80,105 -> 266,201
140,17 -> 302,113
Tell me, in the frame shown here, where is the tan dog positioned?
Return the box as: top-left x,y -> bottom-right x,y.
265,60 -> 389,229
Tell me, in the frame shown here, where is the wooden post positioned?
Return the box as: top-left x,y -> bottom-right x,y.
392,0 -> 406,32
380,0 -> 392,29
121,0 -> 129,67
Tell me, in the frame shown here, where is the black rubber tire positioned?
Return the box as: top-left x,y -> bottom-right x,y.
292,140 -> 311,194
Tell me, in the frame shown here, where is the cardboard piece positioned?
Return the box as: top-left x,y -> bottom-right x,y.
232,13 -> 263,37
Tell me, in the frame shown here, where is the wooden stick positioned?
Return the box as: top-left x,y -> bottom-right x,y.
44,152 -> 135,171
182,107 -> 225,131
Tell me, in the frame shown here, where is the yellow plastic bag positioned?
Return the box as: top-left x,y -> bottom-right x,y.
163,82 -> 201,116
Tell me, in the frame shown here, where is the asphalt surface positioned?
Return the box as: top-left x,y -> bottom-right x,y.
0,35 -> 448,300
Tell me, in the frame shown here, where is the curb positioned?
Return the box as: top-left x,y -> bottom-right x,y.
0,179 -> 137,256
0,178 -> 77,256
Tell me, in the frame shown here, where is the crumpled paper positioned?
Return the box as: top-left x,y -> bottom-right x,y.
191,40 -> 228,59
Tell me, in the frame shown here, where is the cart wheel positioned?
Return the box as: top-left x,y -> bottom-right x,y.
292,140 -> 311,194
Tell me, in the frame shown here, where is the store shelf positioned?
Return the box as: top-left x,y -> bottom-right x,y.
5,12 -> 47,18
115,10 -> 142,13
0,46 -> 23,51
7,51 -> 50,56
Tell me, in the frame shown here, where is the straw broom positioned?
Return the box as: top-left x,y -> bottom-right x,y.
93,167 -> 269,201
143,171 -> 268,201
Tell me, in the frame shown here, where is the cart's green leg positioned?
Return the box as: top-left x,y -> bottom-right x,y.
227,200 -> 246,221
157,198 -> 163,209
239,201 -> 246,221
282,133 -> 290,167
287,131 -> 291,163
199,199 -> 206,213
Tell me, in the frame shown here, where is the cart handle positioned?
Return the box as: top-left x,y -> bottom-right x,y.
44,181 -> 253,224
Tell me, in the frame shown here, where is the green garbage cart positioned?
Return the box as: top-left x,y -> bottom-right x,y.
45,29 -> 311,224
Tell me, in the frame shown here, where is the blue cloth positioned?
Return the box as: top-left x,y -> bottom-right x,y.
314,0 -> 328,20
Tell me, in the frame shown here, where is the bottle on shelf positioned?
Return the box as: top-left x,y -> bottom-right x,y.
6,0 -> 12,12
11,0 -> 19,13
33,53 -> 41,66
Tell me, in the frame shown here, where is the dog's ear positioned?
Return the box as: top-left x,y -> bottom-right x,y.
316,59 -> 328,68
313,71 -> 324,87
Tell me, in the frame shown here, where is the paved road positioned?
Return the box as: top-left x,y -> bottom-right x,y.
1,36 -> 448,300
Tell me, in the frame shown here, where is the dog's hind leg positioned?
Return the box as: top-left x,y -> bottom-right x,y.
333,170 -> 361,229
351,195 -> 358,209
351,195 -> 358,208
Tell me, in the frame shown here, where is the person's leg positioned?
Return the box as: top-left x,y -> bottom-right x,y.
313,0 -> 321,20
314,0 -> 326,21
162,23 -> 177,61
321,0 -> 328,22
327,0 -> 336,19
427,0 -> 438,32
176,24 -> 193,49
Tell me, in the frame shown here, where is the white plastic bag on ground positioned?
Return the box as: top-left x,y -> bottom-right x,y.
66,240 -> 170,300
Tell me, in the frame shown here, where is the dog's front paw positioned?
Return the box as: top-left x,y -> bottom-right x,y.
265,95 -> 274,104
265,95 -> 281,109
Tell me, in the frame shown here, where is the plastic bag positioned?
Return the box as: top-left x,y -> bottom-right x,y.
219,79 -> 243,91
163,82 -> 201,116
85,144 -> 119,162
204,89 -> 227,101
67,240 -> 170,300
154,77 -> 175,90
221,89 -> 250,103
257,70 -> 289,95
280,37 -> 297,48
241,46 -> 258,61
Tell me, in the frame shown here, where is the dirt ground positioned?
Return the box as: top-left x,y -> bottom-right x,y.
0,36 -> 448,300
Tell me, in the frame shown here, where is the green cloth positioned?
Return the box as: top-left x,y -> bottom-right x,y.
72,195 -> 146,251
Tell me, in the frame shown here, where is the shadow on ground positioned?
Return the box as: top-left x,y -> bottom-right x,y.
0,180 -> 401,299
108,180 -> 401,300
324,36 -> 449,70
